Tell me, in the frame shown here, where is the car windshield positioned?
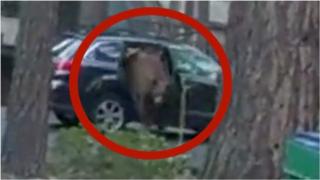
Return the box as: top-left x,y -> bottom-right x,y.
169,46 -> 220,77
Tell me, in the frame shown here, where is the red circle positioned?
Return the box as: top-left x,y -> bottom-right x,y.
69,7 -> 232,160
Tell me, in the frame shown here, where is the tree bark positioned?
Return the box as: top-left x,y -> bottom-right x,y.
202,1 -> 319,179
78,1 -> 108,28
2,2 -> 58,178
57,1 -> 80,33
185,1 -> 195,17
197,1 -> 210,53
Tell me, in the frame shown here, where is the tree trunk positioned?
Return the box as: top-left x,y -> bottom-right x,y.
57,1 -> 80,33
78,1 -> 108,28
202,2 -> 319,179
197,1 -> 210,52
2,2 -> 58,178
185,1 -> 195,17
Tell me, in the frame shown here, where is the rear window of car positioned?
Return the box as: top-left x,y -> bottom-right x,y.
84,41 -> 123,62
51,38 -> 75,56
57,39 -> 81,60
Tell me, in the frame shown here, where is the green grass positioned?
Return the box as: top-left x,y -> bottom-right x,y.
46,127 -> 189,179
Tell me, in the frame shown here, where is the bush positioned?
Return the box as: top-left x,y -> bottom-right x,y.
46,127 -> 190,179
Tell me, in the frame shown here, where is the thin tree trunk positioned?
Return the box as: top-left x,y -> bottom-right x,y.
78,1 -> 108,28
202,1 -> 319,179
2,2 -> 58,178
197,1 -> 210,53
185,1 -> 195,17
57,1 -> 80,33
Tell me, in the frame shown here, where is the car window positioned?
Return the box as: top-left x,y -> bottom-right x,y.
57,40 -> 81,60
169,46 -> 220,78
51,38 -> 75,56
85,41 -> 122,62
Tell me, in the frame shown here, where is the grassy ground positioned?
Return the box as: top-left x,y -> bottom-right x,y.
46,127 -> 193,179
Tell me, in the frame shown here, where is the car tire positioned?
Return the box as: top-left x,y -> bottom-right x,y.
55,113 -> 78,126
88,93 -> 128,133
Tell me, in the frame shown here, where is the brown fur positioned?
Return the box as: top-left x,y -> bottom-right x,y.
125,47 -> 169,126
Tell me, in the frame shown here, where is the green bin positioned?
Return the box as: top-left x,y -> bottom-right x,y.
283,132 -> 320,179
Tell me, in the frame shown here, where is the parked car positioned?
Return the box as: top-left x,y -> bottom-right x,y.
49,33 -> 221,132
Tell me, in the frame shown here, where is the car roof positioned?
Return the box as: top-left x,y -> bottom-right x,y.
98,35 -> 175,46
59,32 -> 210,58
65,32 -> 184,48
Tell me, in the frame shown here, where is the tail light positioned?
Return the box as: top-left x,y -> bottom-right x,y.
54,59 -> 72,74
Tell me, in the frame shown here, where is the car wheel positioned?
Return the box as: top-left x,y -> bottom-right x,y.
89,93 -> 127,133
55,113 -> 78,126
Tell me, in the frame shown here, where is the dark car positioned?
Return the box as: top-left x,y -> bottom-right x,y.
49,34 -> 221,132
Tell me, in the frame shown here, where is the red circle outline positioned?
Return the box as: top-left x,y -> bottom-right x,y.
69,7 -> 232,160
